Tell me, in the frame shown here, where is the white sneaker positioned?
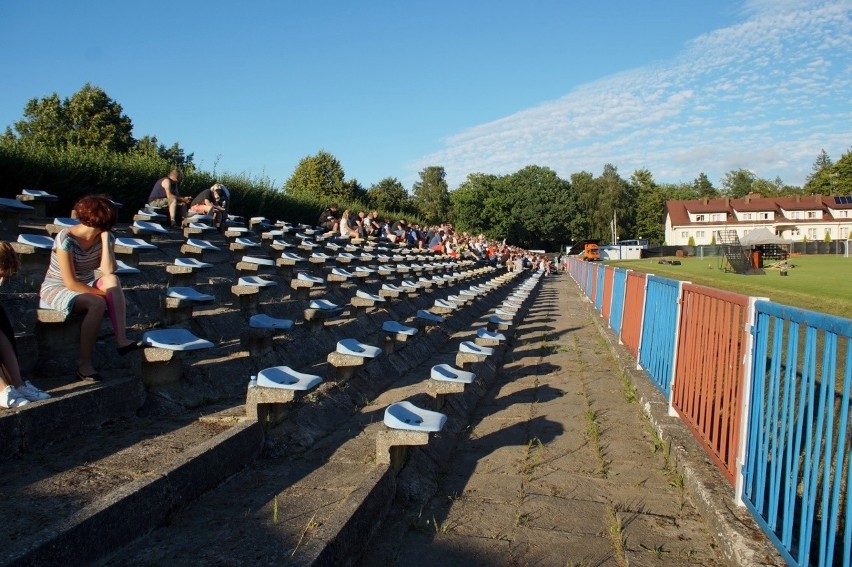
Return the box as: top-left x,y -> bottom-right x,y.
18,381 -> 51,401
0,385 -> 30,408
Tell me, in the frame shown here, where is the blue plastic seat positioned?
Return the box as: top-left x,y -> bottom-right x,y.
166,287 -> 215,302
142,328 -> 214,351
115,237 -> 157,250
459,341 -> 494,356
476,328 -> 506,341
416,309 -> 444,323
431,363 -> 475,384
238,276 -> 276,287
241,255 -> 275,266
16,233 -> 53,249
310,299 -> 342,312
175,258 -> 213,269
336,338 -> 381,358
132,220 -> 168,233
382,321 -> 418,335
249,314 -> 294,330
356,290 -> 385,302
186,238 -> 221,250
255,366 -> 321,390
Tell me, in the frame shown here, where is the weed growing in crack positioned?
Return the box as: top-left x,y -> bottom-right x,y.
606,503 -> 627,567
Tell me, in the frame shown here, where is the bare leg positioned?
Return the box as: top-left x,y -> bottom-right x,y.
73,294 -> 107,375
95,275 -> 131,347
168,199 -> 179,227
0,332 -> 23,389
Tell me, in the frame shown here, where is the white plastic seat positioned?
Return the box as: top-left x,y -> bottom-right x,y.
297,272 -> 324,283
238,276 -> 276,287
476,328 -> 506,341
54,217 -> 81,227
142,328 -> 214,351
234,237 -> 260,247
228,227 -> 250,234
494,308 -> 514,317
337,252 -> 356,260
175,258 -> 213,269
22,189 -> 57,199
280,252 -> 304,261
300,240 -> 318,248
384,401 -> 446,432
382,284 -> 402,292
166,287 -> 215,302
310,299 -> 342,312
133,220 -> 168,233
344,245 -> 357,252
446,295 -> 462,303
377,255 -> 391,262
272,239 -> 293,248
355,266 -> 374,274
416,310 -> 444,323
16,234 -> 53,249
311,252 -> 332,260
431,363 -> 475,384
187,222 -> 214,231
489,315 -> 513,326
434,299 -> 457,310
115,260 -> 141,274
186,214 -> 214,223
325,242 -> 341,251
255,366 -> 322,391
459,341 -> 494,356
356,290 -> 385,302
242,255 -> 275,266
392,255 -> 404,262
136,209 -> 166,220
250,216 -> 268,223
115,237 -> 157,250
0,198 -> 33,211
186,238 -> 221,250
401,280 -> 420,289
382,321 -> 417,335
336,338 -> 381,358
360,254 -> 374,261
249,314 -> 294,330
331,268 -> 353,278
262,230 -> 284,238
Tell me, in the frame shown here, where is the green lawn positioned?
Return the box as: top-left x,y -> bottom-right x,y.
605,254 -> 852,319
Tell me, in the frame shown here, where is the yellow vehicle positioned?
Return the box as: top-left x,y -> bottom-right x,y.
581,242 -> 600,261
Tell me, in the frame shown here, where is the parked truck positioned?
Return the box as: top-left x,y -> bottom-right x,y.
580,242 -> 600,261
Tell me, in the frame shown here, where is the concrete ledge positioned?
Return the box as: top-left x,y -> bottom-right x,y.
326,351 -> 366,383
141,348 -> 182,386
239,327 -> 274,356
376,429 -> 430,471
3,420 -> 263,566
231,284 -> 260,315
245,385 -> 296,423
0,376 -> 146,462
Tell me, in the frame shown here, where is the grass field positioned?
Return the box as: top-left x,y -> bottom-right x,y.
605,254 -> 852,319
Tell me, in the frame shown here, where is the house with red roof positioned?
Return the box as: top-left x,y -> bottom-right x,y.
664,193 -> 852,245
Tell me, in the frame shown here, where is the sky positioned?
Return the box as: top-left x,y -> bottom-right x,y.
1,0 -> 849,191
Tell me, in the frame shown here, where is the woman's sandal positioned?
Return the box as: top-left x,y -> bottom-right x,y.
76,367 -> 103,382
116,340 -> 144,356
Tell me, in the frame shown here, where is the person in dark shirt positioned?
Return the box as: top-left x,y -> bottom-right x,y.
318,204 -> 339,234
148,169 -> 190,228
190,183 -> 228,230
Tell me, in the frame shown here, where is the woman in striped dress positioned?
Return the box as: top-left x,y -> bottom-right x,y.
39,196 -> 143,381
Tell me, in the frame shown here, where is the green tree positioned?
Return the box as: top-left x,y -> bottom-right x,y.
367,177 -> 409,212
570,170 -> 597,239
135,135 -> 194,170
721,168 -> 756,198
284,150 -> 346,202
412,166 -> 450,224
449,173 -> 496,235
631,168 -> 666,244
803,149 -> 834,195
13,83 -> 134,152
830,149 -> 852,194
343,178 -> 367,203
503,165 -> 575,250
692,172 -> 718,198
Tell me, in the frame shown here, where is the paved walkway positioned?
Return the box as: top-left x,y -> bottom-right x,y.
362,273 -> 721,566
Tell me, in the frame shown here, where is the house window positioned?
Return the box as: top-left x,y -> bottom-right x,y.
681,231 -> 688,239
711,213 -> 723,222
807,211 -> 818,219
743,213 -> 752,220
695,214 -> 705,222
760,212 -> 770,220
841,227 -> 849,239
696,231 -> 705,239
792,211 -> 802,219
808,228 -> 818,239
791,229 -> 800,237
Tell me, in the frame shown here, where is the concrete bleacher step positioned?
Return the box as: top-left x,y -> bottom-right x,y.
94,273 -> 534,566
0,407 -> 263,566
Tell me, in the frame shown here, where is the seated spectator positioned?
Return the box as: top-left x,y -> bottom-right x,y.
339,209 -> 360,238
0,242 -> 50,407
39,196 -> 144,382
190,183 -> 228,230
318,204 -> 339,235
428,230 -> 444,252
148,169 -> 191,228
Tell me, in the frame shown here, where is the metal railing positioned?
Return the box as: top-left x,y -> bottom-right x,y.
609,268 -> 628,337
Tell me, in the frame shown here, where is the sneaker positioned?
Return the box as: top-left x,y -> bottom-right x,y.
18,380 -> 51,401
0,385 -> 30,408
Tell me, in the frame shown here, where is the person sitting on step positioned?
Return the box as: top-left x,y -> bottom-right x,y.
39,195 -> 145,382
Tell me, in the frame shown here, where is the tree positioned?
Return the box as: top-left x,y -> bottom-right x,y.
284,150 -> 346,202
803,149 -> 834,195
692,172 -> 718,198
343,178 -> 367,203
135,135 -> 195,170
412,166 -> 450,224
449,173 -> 495,235
721,169 -> 756,198
631,168 -> 666,244
503,165 -> 576,250
12,83 -> 134,152
367,177 -> 409,212
830,149 -> 852,194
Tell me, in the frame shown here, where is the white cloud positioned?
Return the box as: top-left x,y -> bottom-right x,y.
412,1 -> 852,188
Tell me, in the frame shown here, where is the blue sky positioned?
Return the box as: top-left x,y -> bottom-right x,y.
1,0 -> 849,190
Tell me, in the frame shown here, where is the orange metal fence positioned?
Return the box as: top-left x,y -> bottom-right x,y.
620,271 -> 646,358
671,283 -> 750,484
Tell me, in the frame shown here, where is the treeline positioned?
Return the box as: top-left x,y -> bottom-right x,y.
2,84 -> 851,250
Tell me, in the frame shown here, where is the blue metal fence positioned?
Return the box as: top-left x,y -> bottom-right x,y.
638,275 -> 681,396
585,263 -> 595,300
610,268 -> 627,337
742,301 -> 852,567
595,264 -> 606,312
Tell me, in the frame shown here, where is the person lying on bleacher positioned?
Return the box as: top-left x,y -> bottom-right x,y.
0,241 -> 51,407
39,196 -> 145,382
